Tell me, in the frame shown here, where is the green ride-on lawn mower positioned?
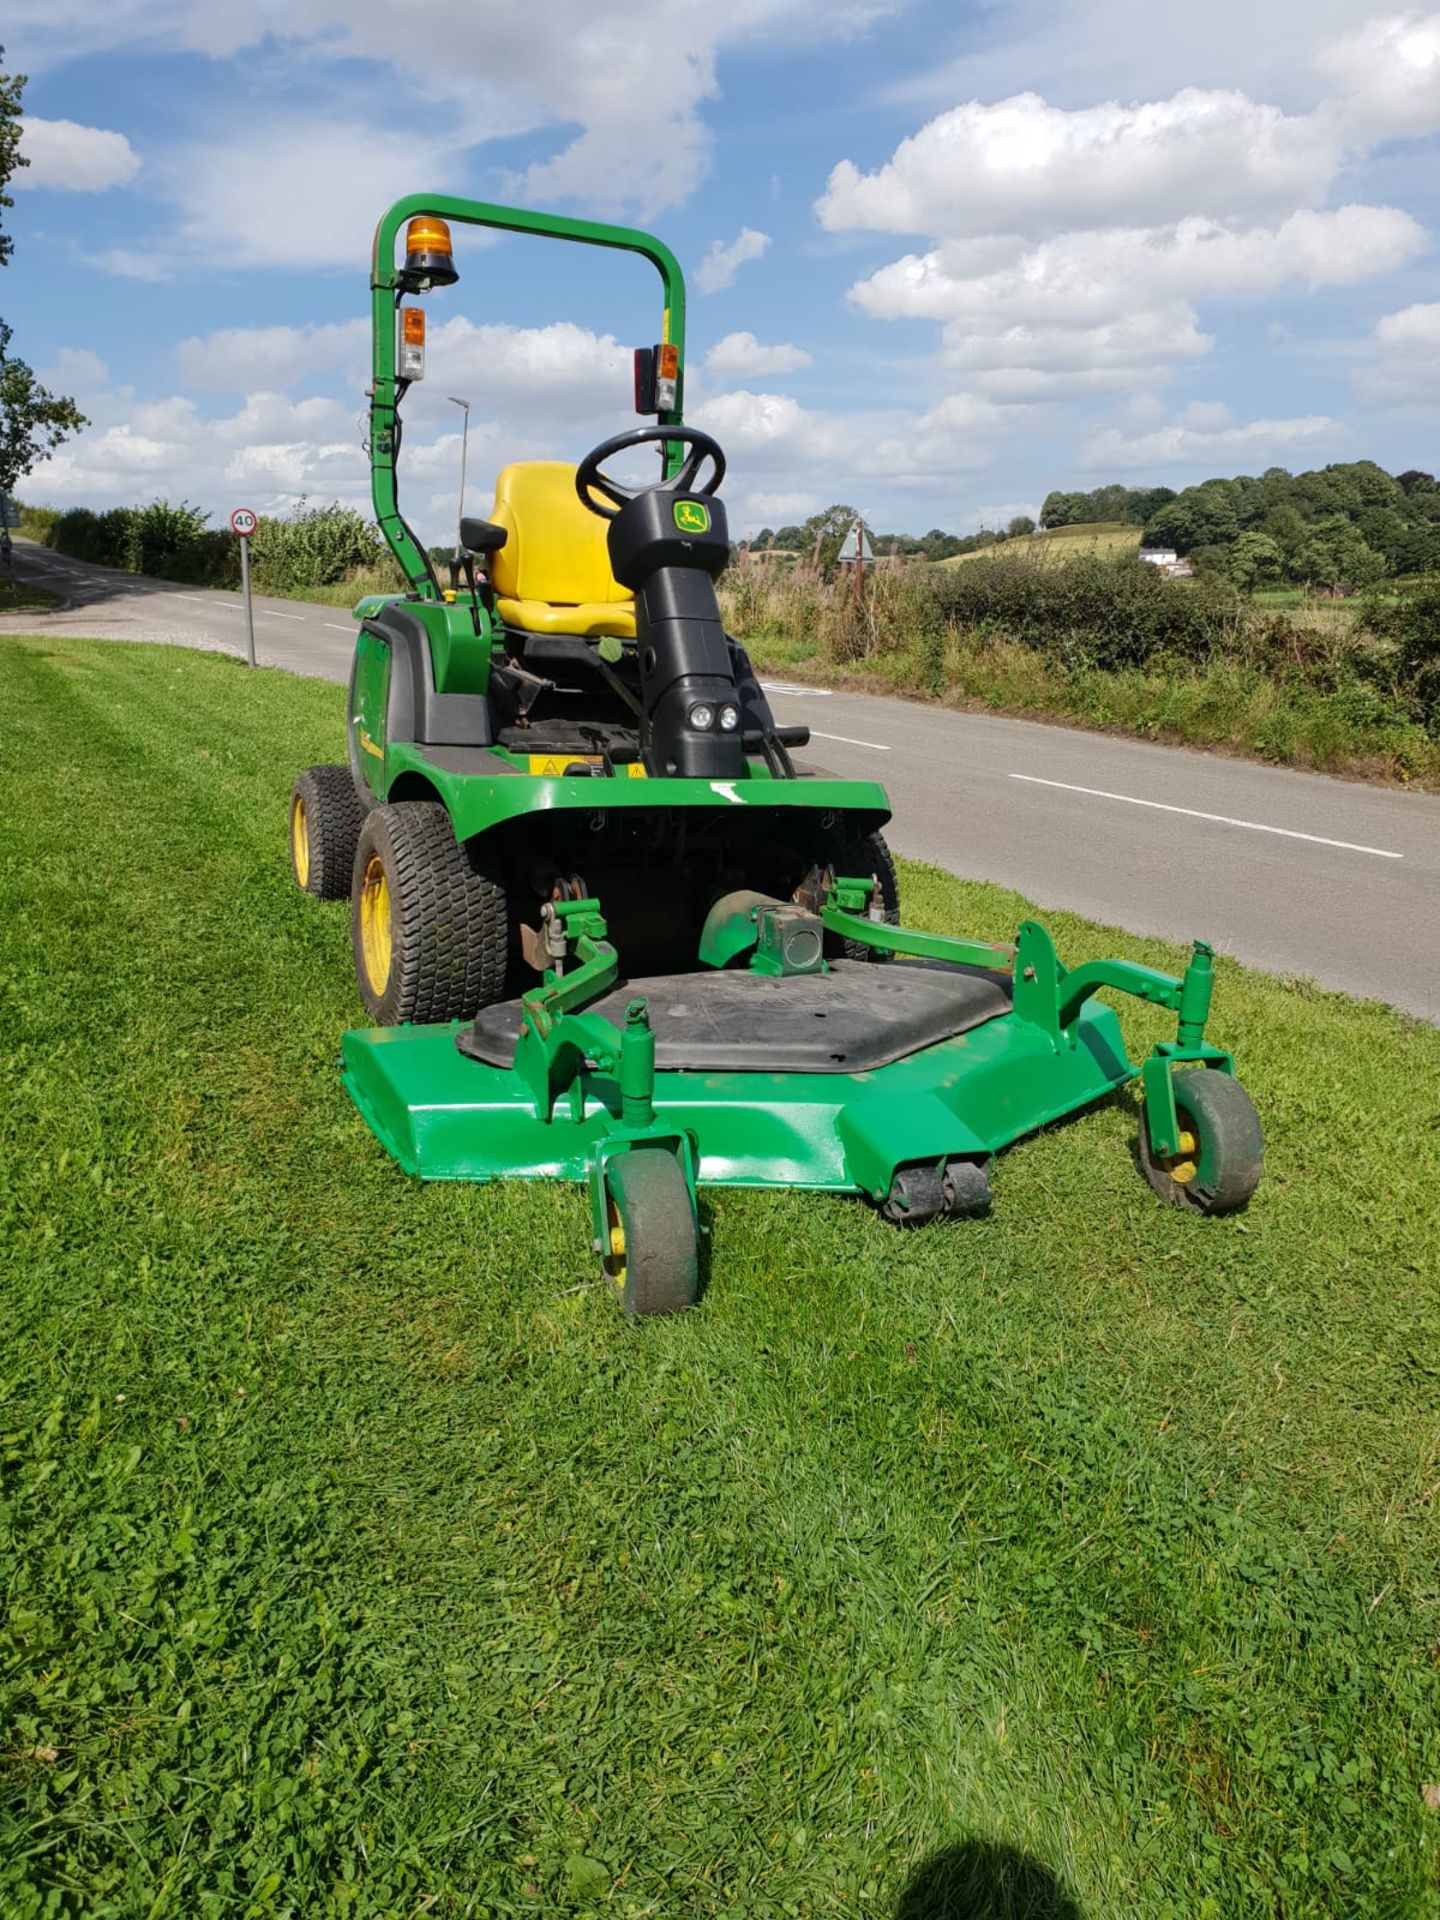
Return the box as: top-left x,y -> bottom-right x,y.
288,193 -> 1263,1315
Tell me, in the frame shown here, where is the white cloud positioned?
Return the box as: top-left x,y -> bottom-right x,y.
818,88 -> 1338,239
695,228 -> 771,294
83,247 -> 172,281
691,387 -> 1014,487
11,0 -> 893,218
880,0 -> 1429,114
177,322 -> 369,392
705,331 -> 813,377
26,321 -> 635,537
942,307 -> 1211,397
16,117 -> 139,191
1083,402 -> 1342,471
821,39 -> 1439,406
1355,300 -> 1440,404
851,207 -> 1425,329
741,489 -> 824,522
164,122 -> 457,273
35,347 -> 111,396
1319,11 -> 1440,137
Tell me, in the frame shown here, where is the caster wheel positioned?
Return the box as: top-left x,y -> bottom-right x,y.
1140,1070 -> 1263,1216
603,1150 -> 699,1317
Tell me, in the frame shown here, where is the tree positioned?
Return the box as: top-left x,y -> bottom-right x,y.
1006,514 -> 1036,539
0,322 -> 87,496
1,50 -> 87,497
1226,531 -> 1283,593
1,45 -> 25,267
802,503 -> 862,573
1261,503 -> 1308,574
1299,523 -> 1386,594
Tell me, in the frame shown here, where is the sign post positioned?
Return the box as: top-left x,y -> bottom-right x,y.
230,508 -> 258,666
837,520 -> 874,608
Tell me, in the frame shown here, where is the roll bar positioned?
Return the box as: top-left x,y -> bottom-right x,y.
369,194 -> 688,600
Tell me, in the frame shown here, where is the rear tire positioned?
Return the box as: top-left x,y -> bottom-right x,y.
828,830 -> 900,962
351,802 -> 509,1024
291,765 -> 365,901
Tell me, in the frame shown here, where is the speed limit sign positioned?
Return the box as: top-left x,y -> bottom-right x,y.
230,507 -> 258,537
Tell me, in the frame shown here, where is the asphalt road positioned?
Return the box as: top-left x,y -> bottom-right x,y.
7,537 -> 1438,1020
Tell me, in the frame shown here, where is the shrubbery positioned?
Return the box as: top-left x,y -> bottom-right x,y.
1361,576 -> 1440,729
927,551 -> 1248,671
30,498 -> 389,596
721,551 -> 1440,745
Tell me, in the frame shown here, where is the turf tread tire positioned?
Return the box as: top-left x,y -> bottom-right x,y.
351,802 -> 508,1024
292,764 -> 366,901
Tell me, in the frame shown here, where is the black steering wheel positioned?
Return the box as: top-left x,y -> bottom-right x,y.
575,425 -> 726,521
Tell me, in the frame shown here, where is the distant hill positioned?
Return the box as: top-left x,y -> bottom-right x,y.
942,522 -> 1142,569
1039,462 -> 1440,588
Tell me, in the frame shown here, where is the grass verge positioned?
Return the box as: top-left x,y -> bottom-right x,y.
0,575 -> 62,614
738,628 -> 1440,788
3,634 -> 1439,1917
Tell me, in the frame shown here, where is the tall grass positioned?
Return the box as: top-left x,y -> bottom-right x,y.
720,554 -> 1440,785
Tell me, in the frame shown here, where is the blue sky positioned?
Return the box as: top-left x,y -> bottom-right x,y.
6,0 -> 1440,542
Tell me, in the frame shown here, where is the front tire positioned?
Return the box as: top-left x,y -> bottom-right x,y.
350,802 -> 509,1024
1139,1070 -> 1263,1215
291,765 -> 365,900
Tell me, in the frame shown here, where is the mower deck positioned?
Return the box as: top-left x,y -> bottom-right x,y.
341,986 -> 1133,1196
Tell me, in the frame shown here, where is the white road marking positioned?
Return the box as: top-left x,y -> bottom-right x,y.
323,621 -> 353,632
760,681 -> 833,697
262,609 -> 305,622
810,729 -> 891,751
1009,774 -> 1403,859
173,594 -> 209,603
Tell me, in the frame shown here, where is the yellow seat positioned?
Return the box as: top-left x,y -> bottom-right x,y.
488,460 -> 636,639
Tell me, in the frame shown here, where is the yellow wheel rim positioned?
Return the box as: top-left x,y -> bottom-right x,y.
359,853 -> 393,994
606,1194 -> 627,1297
1159,1123 -> 1200,1186
291,795 -> 310,888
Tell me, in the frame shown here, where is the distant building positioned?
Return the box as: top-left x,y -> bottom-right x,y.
1138,546 -> 1193,580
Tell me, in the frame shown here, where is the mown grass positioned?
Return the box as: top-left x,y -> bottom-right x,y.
3,634 -> 1439,1918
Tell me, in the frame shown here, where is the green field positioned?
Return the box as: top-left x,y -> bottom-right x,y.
943,524 -> 1144,569
4,635 -> 1440,1917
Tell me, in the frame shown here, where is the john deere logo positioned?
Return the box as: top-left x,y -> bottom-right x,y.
674,499 -> 710,534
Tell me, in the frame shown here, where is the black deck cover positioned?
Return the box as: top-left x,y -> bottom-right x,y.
459,958 -> 1012,1075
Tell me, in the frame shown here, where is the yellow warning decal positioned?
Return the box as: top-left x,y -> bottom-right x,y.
526,754 -> 647,778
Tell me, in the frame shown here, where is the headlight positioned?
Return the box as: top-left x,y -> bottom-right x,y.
718,704 -> 739,731
689,702 -> 715,730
